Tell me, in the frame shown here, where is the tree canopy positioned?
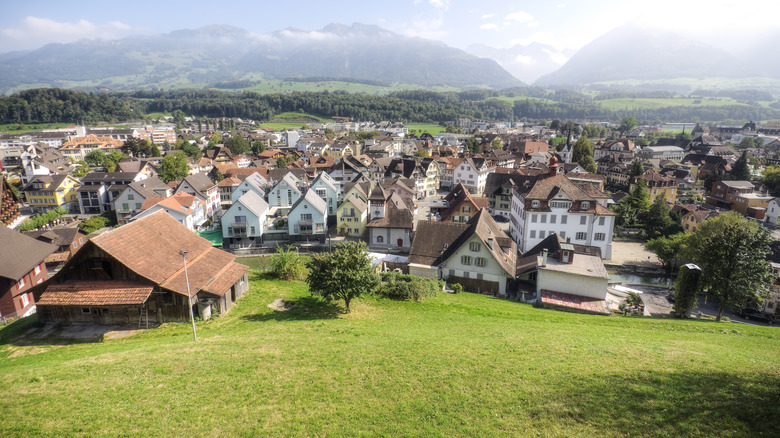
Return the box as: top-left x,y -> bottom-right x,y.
224,135 -> 250,156
157,151 -> 190,183
618,116 -> 638,135
572,136 -> 596,173
306,241 -> 379,312
684,212 -> 773,321
731,151 -> 751,181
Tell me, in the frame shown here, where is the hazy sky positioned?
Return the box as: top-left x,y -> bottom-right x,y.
1,0 -> 777,59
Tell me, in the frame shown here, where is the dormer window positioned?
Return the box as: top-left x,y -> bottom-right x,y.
531,200 -> 540,208
581,201 -> 590,210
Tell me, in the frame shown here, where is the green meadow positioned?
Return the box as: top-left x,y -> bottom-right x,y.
1,273 -> 778,436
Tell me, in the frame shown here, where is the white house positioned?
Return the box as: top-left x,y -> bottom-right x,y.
510,172 -> 616,259
175,173 -> 220,221
133,192 -> 206,231
766,198 -> 780,226
230,172 -> 267,204
113,177 -> 171,224
267,173 -> 302,211
309,172 -> 340,216
408,209 -> 518,296
452,157 -> 492,195
222,191 -> 269,249
366,192 -> 415,251
288,190 -> 328,238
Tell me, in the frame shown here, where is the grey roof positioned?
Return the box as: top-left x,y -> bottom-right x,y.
81,172 -> 139,184
125,177 -> 169,199
290,189 -> 327,215
271,173 -> 302,195
235,191 -> 269,218
311,171 -> 338,193
23,227 -> 84,248
181,173 -> 216,198
342,193 -> 368,212
0,225 -> 57,281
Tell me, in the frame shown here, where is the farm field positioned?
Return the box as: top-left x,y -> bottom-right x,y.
0,273 -> 778,436
597,97 -> 754,111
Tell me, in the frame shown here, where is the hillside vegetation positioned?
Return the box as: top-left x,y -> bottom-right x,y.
1,273 -> 778,437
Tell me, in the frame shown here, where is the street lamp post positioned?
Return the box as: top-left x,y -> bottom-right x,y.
179,249 -> 197,341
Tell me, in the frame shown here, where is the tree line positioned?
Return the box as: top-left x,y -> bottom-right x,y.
2,87 -> 779,125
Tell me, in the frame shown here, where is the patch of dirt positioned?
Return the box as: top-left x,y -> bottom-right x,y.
268,298 -> 296,311
104,329 -> 146,340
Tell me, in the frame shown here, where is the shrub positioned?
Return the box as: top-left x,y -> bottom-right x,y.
379,272 -> 438,301
451,283 -> 463,294
269,244 -> 307,281
78,216 -> 109,234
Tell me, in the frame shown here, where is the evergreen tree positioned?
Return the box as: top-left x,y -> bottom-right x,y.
627,177 -> 651,212
731,151 -> 750,181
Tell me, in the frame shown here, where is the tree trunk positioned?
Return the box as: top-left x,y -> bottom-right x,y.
344,297 -> 351,313
716,303 -> 724,322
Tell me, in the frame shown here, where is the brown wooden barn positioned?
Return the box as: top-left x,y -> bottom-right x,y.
33,210 -> 248,326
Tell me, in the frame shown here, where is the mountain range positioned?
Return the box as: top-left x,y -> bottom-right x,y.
1,22 -> 780,96
0,23 -> 524,94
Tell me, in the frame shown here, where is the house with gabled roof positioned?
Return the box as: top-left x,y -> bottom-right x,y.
174,173 -> 219,220
366,192 -> 415,251
268,173 -> 302,214
78,171 -> 146,215
337,194 -> 368,237
408,209 -> 517,296
0,226 -> 57,320
113,177 -> 171,224
32,211 -> 249,325
434,183 -> 490,223
22,174 -> 81,214
222,191 -> 269,249
288,189 -> 328,239
510,165 -> 616,259
23,226 -> 89,272
309,171 -> 340,216
133,192 -> 206,231
230,172 -> 267,204
59,134 -> 124,161
452,157 -> 493,195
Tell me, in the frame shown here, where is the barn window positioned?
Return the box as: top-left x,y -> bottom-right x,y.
81,308 -> 91,314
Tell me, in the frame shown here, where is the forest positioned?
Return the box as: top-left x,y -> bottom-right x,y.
1,87 -> 779,126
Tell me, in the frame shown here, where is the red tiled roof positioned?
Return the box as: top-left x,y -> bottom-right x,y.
37,281 -> 153,306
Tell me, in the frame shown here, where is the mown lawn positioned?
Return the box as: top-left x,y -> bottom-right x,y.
1,272 -> 778,437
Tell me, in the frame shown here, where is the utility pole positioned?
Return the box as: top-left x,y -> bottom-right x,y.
179,250 -> 197,341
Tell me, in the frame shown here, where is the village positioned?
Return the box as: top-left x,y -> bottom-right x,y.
2,115 -> 779,329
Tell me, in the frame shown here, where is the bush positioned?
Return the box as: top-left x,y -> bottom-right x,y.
452,283 -> 463,294
379,272 -> 438,301
16,207 -> 68,231
78,216 -> 109,234
269,244 -> 307,281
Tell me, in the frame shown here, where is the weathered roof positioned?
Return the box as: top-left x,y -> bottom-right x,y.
0,225 -> 57,281
125,177 -> 169,199
90,210 -> 245,297
181,173 -> 216,198
23,227 -> 84,248
37,281 -> 153,306
366,193 -> 414,229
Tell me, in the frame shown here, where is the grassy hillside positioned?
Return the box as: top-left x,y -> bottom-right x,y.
1,273 -> 778,436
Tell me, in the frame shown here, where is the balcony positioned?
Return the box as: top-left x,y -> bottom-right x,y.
233,222 -> 248,237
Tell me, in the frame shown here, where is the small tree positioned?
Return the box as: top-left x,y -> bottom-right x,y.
224,135 -> 251,156
627,177 -> 651,212
672,264 -> 702,318
618,116 -> 638,136
685,212 -> 773,321
306,241 -> 379,312
269,244 -> 306,281
645,232 -> 690,270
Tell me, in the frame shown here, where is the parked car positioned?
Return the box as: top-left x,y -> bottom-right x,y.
492,215 -> 509,223
738,308 -> 775,324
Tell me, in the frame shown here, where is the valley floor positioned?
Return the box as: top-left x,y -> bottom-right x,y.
1,272 -> 778,437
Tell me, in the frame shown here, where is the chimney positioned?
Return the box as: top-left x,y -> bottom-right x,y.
541,248 -> 548,267
487,237 -> 494,249
548,156 -> 558,177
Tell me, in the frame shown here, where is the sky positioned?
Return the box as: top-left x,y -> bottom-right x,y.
1,0 -> 778,59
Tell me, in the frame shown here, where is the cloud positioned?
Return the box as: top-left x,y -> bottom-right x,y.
505,11 -> 534,24
480,23 -> 499,31
528,21 -> 540,28
543,48 -> 569,65
557,2 -> 568,8
427,0 -> 450,9
401,18 -> 448,41
513,54 -> 536,66
0,16 -> 144,52
481,13 -> 495,19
